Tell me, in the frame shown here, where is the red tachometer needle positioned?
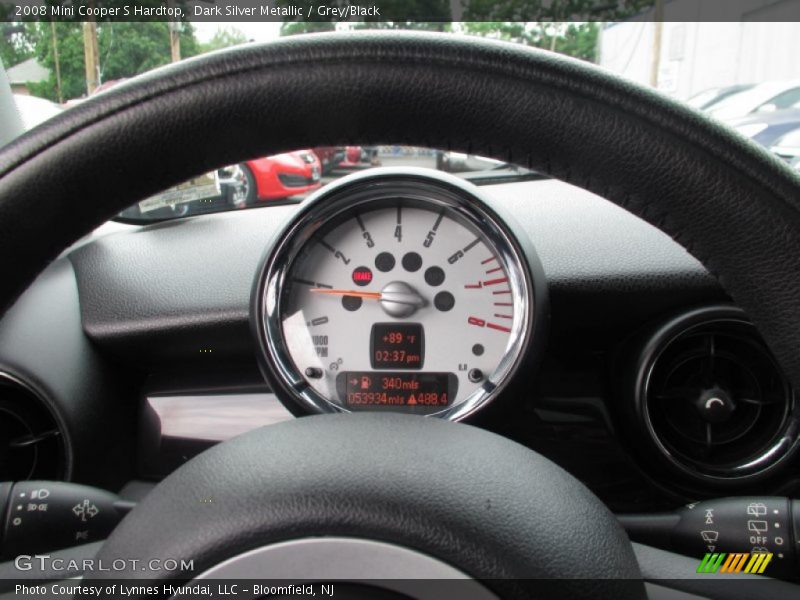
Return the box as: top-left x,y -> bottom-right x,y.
309,289 -> 383,300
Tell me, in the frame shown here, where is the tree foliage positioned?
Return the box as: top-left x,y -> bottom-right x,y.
461,22 -> 599,61
349,21 -> 451,32
0,25 -> 34,69
462,0 -> 655,21
280,21 -> 337,37
278,0 -> 451,35
199,26 -> 248,53
16,21 -> 200,101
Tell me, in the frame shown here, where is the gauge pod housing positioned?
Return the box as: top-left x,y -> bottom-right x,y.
251,168 -> 547,420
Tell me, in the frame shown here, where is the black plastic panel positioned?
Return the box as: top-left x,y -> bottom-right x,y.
0,260 -> 139,489
68,179 -> 725,365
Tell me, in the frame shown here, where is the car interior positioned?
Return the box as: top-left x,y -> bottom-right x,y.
1,27 -> 800,600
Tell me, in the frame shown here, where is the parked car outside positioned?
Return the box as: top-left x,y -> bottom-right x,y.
706,79 -> 800,120
342,145 -> 364,166
234,149 -> 321,205
769,125 -> 800,163
726,108 -> 800,148
686,83 -> 754,111
312,146 -> 346,174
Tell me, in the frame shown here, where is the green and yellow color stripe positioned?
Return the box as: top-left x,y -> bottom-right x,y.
697,552 -> 773,574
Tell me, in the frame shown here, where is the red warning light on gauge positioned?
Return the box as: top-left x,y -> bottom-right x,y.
352,266 -> 373,286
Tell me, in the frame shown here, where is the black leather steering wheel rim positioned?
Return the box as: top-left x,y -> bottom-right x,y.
2,30 -> 800,596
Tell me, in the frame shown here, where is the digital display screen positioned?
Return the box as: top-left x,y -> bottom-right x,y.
337,372 -> 456,409
370,323 -> 424,369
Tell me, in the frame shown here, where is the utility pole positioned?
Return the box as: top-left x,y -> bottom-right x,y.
50,21 -> 63,103
595,22 -> 605,64
169,22 -> 181,62
168,1 -> 181,62
650,0 -> 664,88
82,21 -> 99,95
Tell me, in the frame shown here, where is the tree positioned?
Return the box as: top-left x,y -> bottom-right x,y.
280,22 -> 337,37
350,22 -> 452,32
27,22 -> 82,100
26,21 -> 200,101
0,24 -> 34,69
556,23 -> 599,61
461,21 -> 599,62
95,22 -> 200,79
200,26 -> 248,53
462,0 -> 655,21
348,0 -> 451,29
278,0 -> 452,36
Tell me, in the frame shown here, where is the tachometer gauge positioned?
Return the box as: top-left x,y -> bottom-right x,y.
253,168 -> 546,420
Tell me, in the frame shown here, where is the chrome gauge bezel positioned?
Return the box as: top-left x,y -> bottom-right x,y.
253,168 -> 540,421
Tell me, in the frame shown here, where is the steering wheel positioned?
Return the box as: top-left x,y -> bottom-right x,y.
3,31 -> 800,598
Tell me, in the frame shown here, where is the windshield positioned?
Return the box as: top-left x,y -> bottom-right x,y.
2,15 -> 799,221
114,148 -> 541,221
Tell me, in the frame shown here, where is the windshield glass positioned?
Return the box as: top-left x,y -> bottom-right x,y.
115,147 -> 541,221
1,14 -> 798,221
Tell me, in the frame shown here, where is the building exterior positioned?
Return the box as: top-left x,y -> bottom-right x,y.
599,0 -> 800,100
6,58 -> 49,96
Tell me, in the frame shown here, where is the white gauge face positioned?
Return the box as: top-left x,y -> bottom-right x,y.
274,195 -> 530,417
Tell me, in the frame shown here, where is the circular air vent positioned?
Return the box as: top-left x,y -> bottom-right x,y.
0,372 -> 67,481
635,307 -> 799,484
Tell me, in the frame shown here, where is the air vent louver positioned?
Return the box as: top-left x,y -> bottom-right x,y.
638,309 -> 798,483
0,373 -> 66,481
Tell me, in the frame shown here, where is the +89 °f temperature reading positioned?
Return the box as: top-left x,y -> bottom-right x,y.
280,203 -> 519,413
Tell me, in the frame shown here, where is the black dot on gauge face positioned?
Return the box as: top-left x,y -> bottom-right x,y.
472,344 -> 484,356
402,252 -> 423,272
342,295 -> 362,312
375,252 -> 395,272
424,266 -> 445,287
434,291 -> 455,312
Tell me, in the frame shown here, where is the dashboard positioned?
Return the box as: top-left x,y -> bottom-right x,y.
1,172 -> 798,515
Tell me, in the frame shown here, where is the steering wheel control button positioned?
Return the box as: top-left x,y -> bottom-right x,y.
1,481 -> 131,558
255,169 -> 542,420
